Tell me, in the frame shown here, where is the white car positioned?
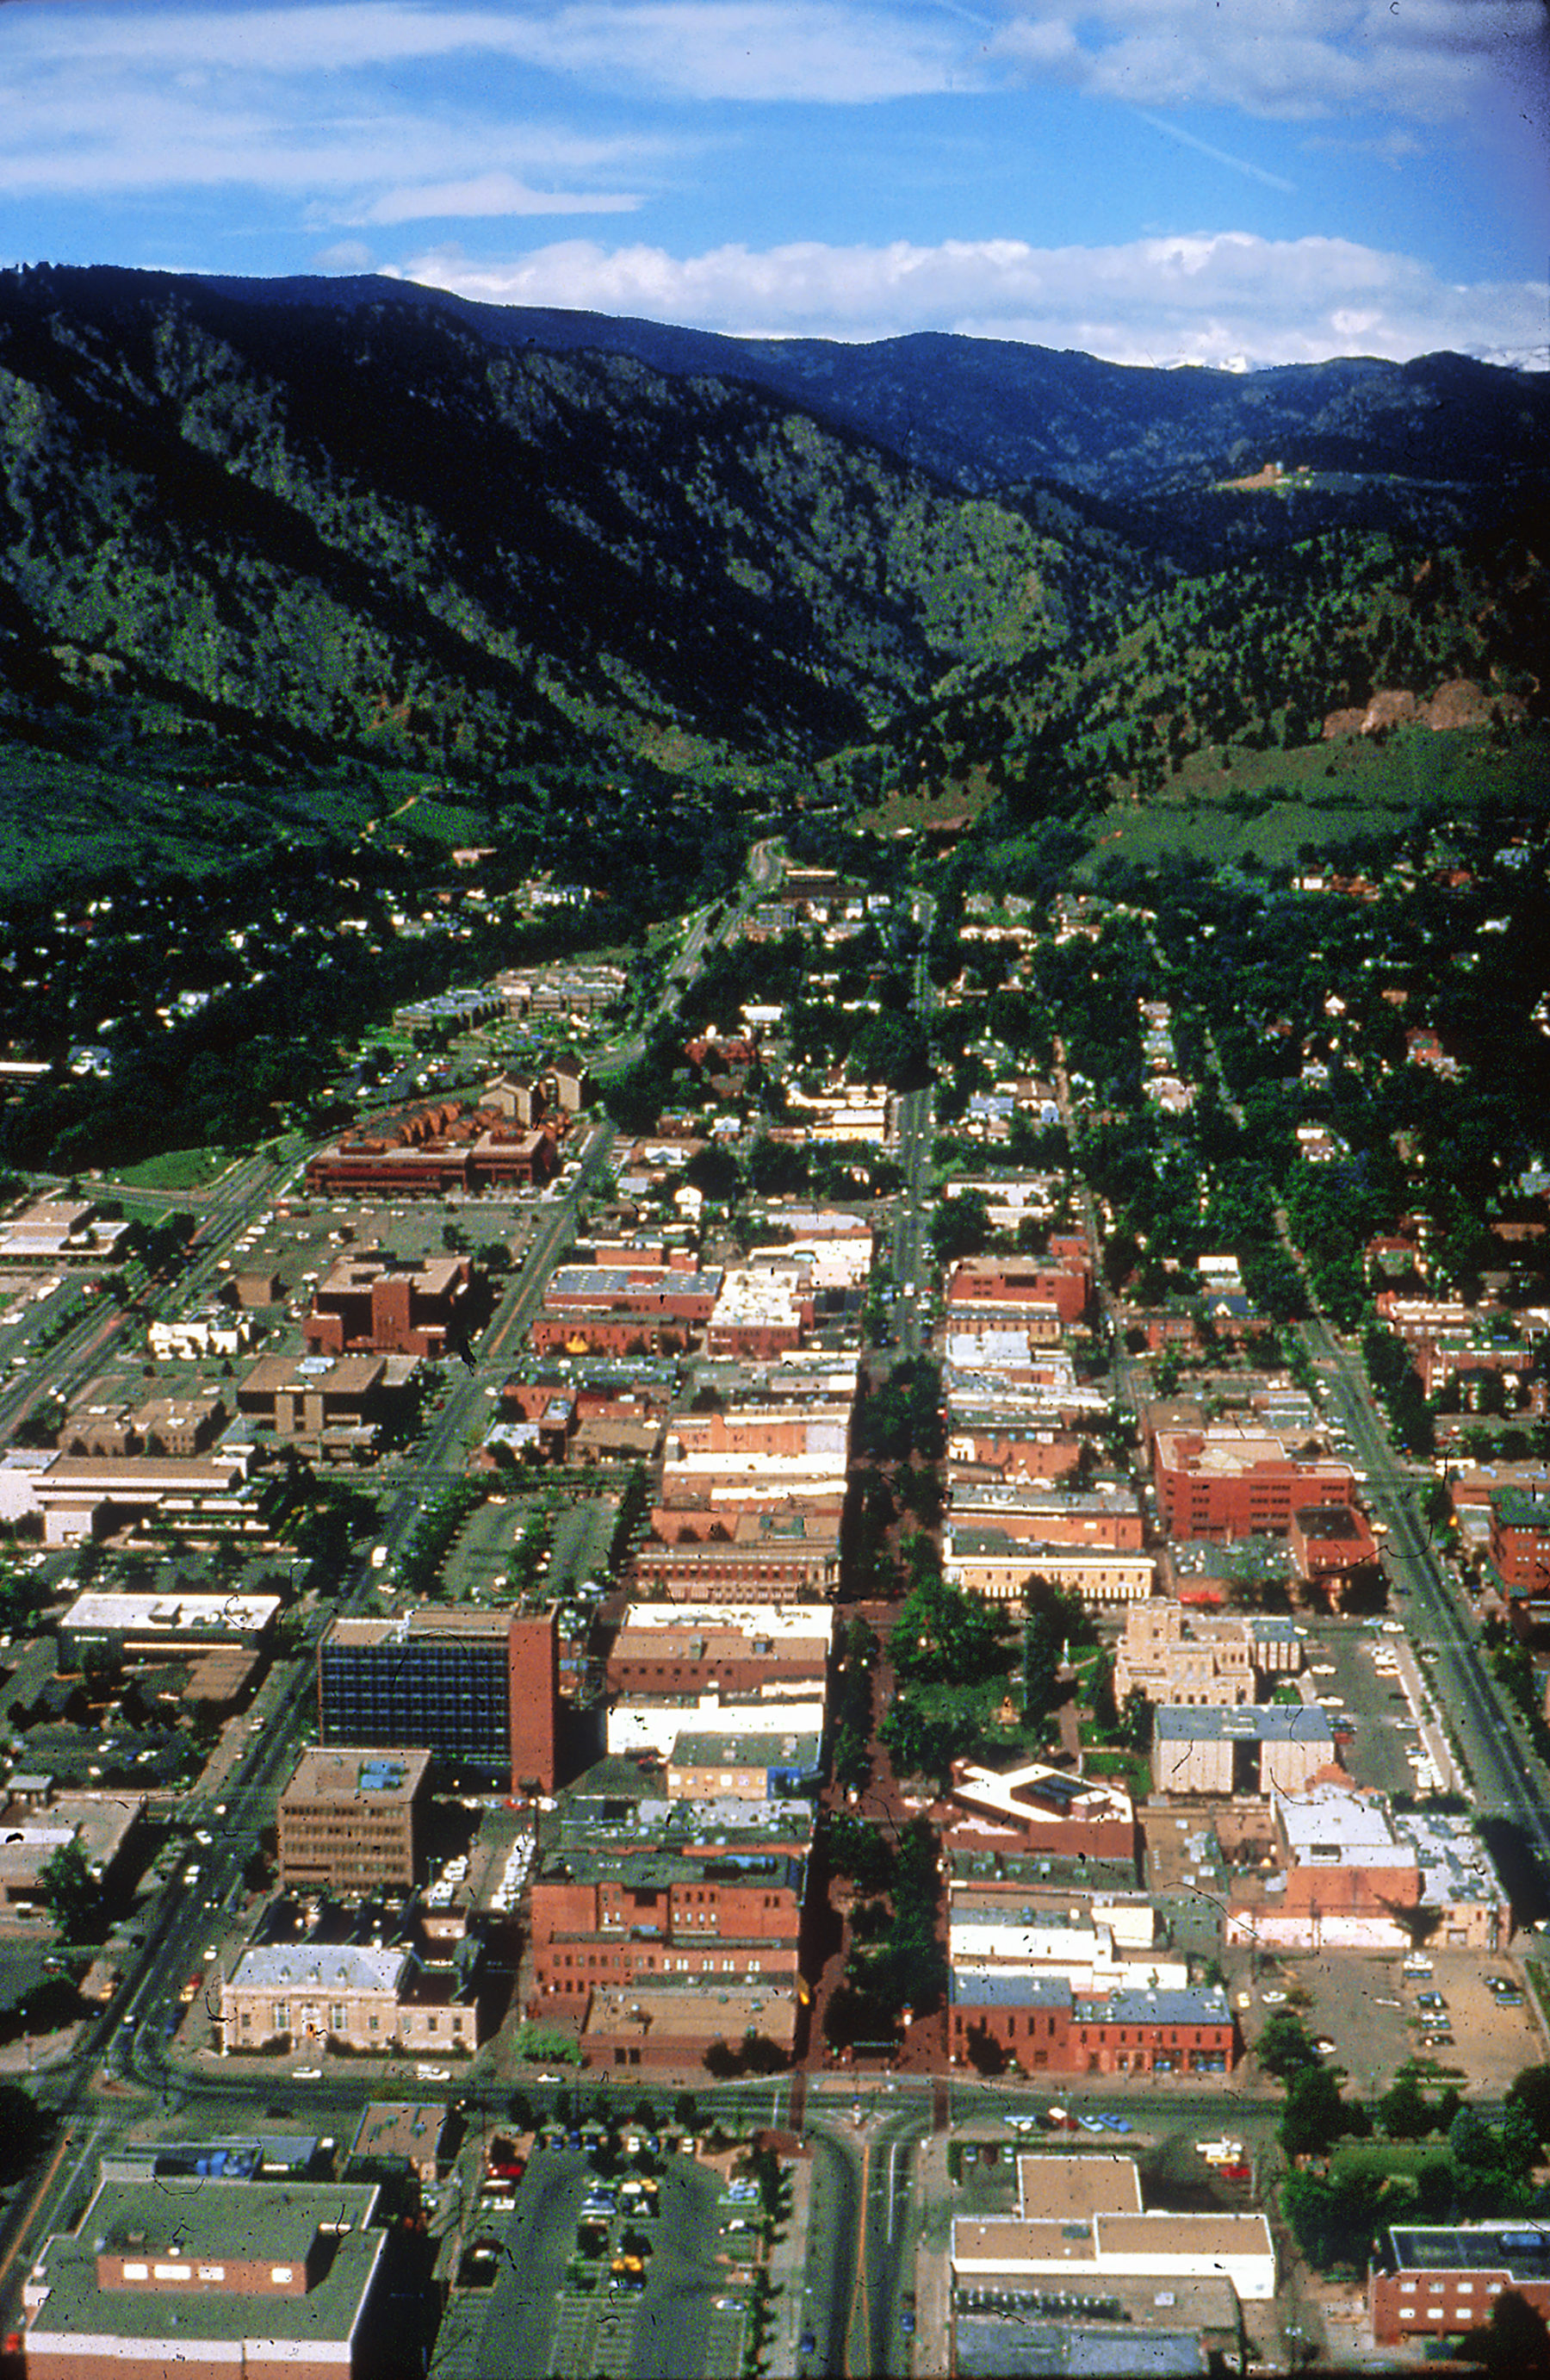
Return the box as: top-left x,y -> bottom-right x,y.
415,2063 -> 451,2082
1261,1991 -> 1287,2004
293,2066 -> 322,2081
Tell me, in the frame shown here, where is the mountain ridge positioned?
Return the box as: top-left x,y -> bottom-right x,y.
0,263 -> 1544,802
191,268 -> 1550,504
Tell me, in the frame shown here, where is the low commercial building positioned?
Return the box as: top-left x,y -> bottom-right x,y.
704,1268 -> 812,1358
238,1351 -> 418,1447
147,1307 -> 256,1360
347,2100 -> 452,2186
26,1448 -> 266,1547
604,1605 -> 833,1700
581,1979 -> 800,2073
946,1526 -> 1155,1606
948,1975 -> 1238,2076
606,1692 -> 827,1764
0,1196 -> 132,1269
1224,1781 -> 1510,1954
0,1780 -> 144,1910
952,2155 -> 1274,2302
1287,1501 -> 1380,1596
1369,2224 -> 1550,2347
21,2174 -> 392,2380
527,1845 -> 804,2014
944,1254 -> 1093,1330
933,1760 -> 1138,1864
59,1588 -> 278,1668
664,1728 -> 822,1801
948,1899 -> 1187,1997
1151,1702 -> 1336,1797
638,1500 -> 846,1598
948,1482 -> 1144,1551
220,1942 -> 479,2057
277,1746 -> 432,1895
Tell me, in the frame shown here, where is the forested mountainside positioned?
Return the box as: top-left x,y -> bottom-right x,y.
209,270 -> 1550,509
0,265 -> 1149,777
0,264 -> 1543,839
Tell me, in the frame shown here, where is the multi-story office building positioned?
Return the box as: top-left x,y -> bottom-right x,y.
277,1746 -> 431,1895
319,1606 -> 562,1792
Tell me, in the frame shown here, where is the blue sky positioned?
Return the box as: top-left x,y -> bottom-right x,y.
4,0 -> 1546,366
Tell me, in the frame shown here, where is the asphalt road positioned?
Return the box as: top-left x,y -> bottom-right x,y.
1304,1313 -> 1550,1913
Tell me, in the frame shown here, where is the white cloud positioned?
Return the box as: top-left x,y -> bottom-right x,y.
401,229 -> 1550,368
11,2 -> 964,105
989,0 -> 1549,121
356,172 -> 642,225
312,239 -> 376,271
0,71 -> 656,209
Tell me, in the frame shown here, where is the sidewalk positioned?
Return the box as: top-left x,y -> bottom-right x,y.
765,2147 -> 814,2378
911,2128 -> 953,2380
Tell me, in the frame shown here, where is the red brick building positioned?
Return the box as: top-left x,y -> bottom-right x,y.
1369,2228 -> 1550,2348
630,1501 -> 843,1601
946,1431 -> 1086,1482
1153,1429 -> 1356,1541
510,1606 -> 562,1794
303,1253 -> 474,1359
529,1311 -> 691,1358
604,1611 -> 832,1701
527,1846 -> 805,2013
949,1977 -> 1237,2076
945,1253 -> 1093,1329
306,1105 -> 561,1196
1287,1502 -> 1380,1594
1491,1490 -> 1550,1596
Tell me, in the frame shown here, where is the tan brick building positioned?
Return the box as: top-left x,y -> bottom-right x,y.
277,1745 -> 431,1894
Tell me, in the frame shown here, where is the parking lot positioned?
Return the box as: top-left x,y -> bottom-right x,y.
1243,1946 -> 1544,2099
1298,1619 -> 1426,1799
440,2132 -> 753,2380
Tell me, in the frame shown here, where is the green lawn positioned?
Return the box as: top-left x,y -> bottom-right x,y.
1330,2140 -> 1449,2184
1076,721 -> 1550,879
108,1146 -> 232,1191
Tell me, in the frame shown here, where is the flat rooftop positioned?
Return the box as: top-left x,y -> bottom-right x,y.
1016,2155 -> 1143,2222
26,2178 -> 386,2354
282,1746 -> 432,1806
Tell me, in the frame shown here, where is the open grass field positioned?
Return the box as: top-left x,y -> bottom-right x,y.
1329,2140 -> 1450,2185
106,1146 -> 234,1192
1077,722 -> 1550,877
